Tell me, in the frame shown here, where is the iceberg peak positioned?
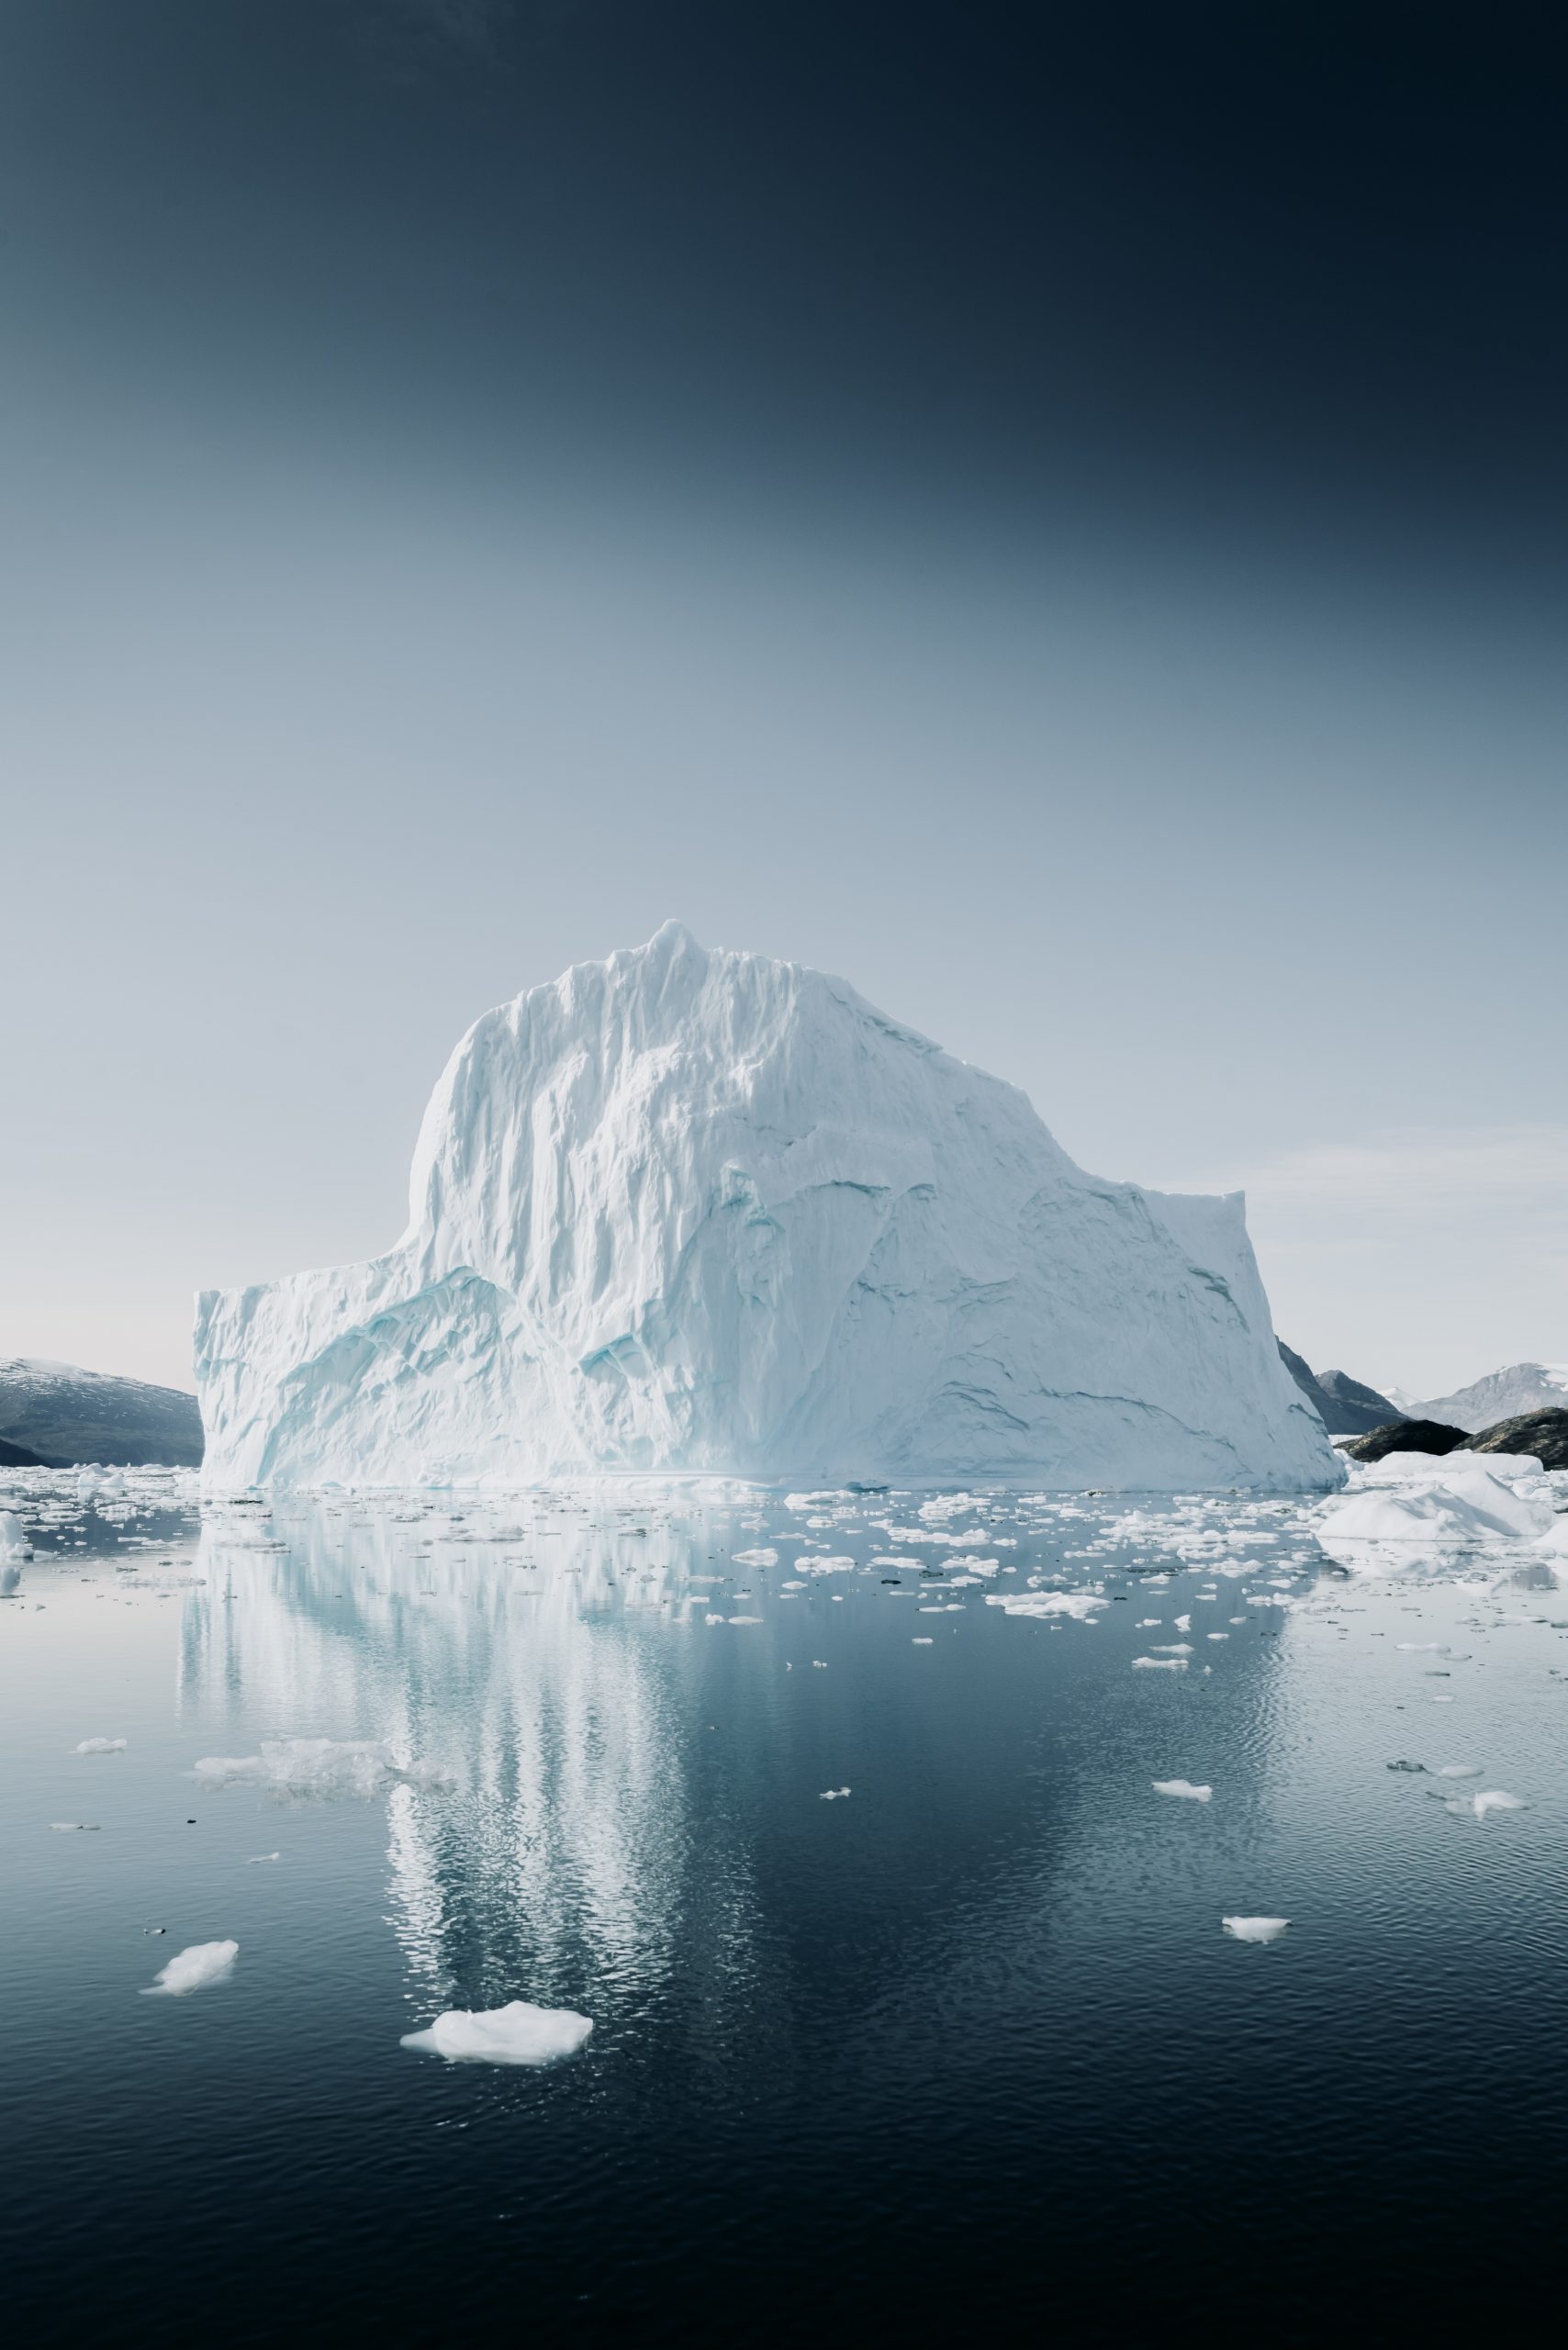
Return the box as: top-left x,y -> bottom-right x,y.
195,933 -> 1338,1494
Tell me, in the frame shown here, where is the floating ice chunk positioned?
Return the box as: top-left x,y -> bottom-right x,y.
1446,1790 -> 1525,1819
1152,1779 -> 1212,1801
819,1786 -> 851,1800
1148,1642 -> 1193,1654
985,1590 -> 1106,1620
142,1940 -> 239,1996
1174,1614 -> 1192,1631
400,2000 -> 593,2066
246,1852 -> 282,1863
1133,1656 -> 1188,1671
73,1737 -> 127,1754
0,1510 -> 29,1561
912,1637 -> 933,1644
49,1821 -> 99,1831
1222,1916 -> 1289,1943
727,1615 -> 763,1624
732,1549 -> 778,1568
1437,1763 -> 1483,1779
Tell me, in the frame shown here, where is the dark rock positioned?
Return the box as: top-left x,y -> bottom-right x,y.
1277,1342 -> 1402,1434
1342,1419 -> 1470,1462
1468,1408 -> 1568,1472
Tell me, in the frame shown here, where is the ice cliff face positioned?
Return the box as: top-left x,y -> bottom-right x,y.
195,924 -> 1340,1492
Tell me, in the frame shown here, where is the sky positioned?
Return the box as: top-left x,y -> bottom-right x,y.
1,0 -> 1564,1399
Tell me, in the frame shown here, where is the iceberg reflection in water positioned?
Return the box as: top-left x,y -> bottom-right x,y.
3,1467 -> 1567,2343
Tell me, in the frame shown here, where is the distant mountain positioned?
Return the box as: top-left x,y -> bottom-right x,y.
0,1359 -> 204,1467
1277,1343 -> 1402,1435
1418,1362 -> 1568,1433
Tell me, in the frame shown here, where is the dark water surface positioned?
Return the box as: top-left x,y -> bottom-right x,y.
2,1475 -> 1564,2346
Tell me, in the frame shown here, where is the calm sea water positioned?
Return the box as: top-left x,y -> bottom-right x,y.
2,1475 -> 1564,2346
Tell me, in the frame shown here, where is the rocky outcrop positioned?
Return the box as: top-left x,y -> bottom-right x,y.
1469,1409 -> 1568,1472
1341,1419 -> 1470,1463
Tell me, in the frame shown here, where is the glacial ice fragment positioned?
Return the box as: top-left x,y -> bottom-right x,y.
1222,1917 -> 1289,1943
400,2000 -> 593,2066
142,1940 -> 239,1996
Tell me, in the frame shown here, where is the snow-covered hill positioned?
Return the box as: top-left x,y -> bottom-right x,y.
195,925 -> 1340,1492
1419,1362 -> 1568,1433
0,1359 -> 204,1466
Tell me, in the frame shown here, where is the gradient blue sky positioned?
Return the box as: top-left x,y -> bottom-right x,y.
2,3 -> 1563,1396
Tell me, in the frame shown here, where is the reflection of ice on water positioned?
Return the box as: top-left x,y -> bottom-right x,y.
180,1495 -> 745,2014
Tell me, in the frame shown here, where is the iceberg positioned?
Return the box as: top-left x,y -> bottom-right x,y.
195,926 -> 1339,1493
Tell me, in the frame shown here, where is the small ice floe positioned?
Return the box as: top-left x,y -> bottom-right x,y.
812,1660 -> 827,1669
1437,1763 -> 1483,1779
731,1549 -> 778,1568
49,1821 -> 100,1832
1222,1916 -> 1289,1943
1174,1614 -> 1192,1632
1152,1779 -> 1212,1801
246,1852 -> 282,1863
1445,1790 -> 1525,1820
726,1615 -> 763,1625
142,1940 -> 239,1996
912,1636 -> 933,1644
400,2000 -> 593,2066
984,1590 -> 1106,1620
192,1738 -> 450,1797
1148,1642 -> 1193,1654
819,1786 -> 851,1800
73,1736 -> 128,1754
1133,1656 -> 1188,1671
0,1509 -> 30,1561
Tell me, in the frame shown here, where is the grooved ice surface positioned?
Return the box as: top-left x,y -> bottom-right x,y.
195,926 -> 1339,1493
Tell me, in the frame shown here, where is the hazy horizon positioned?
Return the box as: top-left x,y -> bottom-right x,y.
3,4 -> 1563,1397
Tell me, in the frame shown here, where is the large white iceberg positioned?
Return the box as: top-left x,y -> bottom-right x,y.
195,925 -> 1338,1493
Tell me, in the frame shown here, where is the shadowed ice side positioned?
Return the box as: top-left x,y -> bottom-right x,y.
194,927 -> 1340,1493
